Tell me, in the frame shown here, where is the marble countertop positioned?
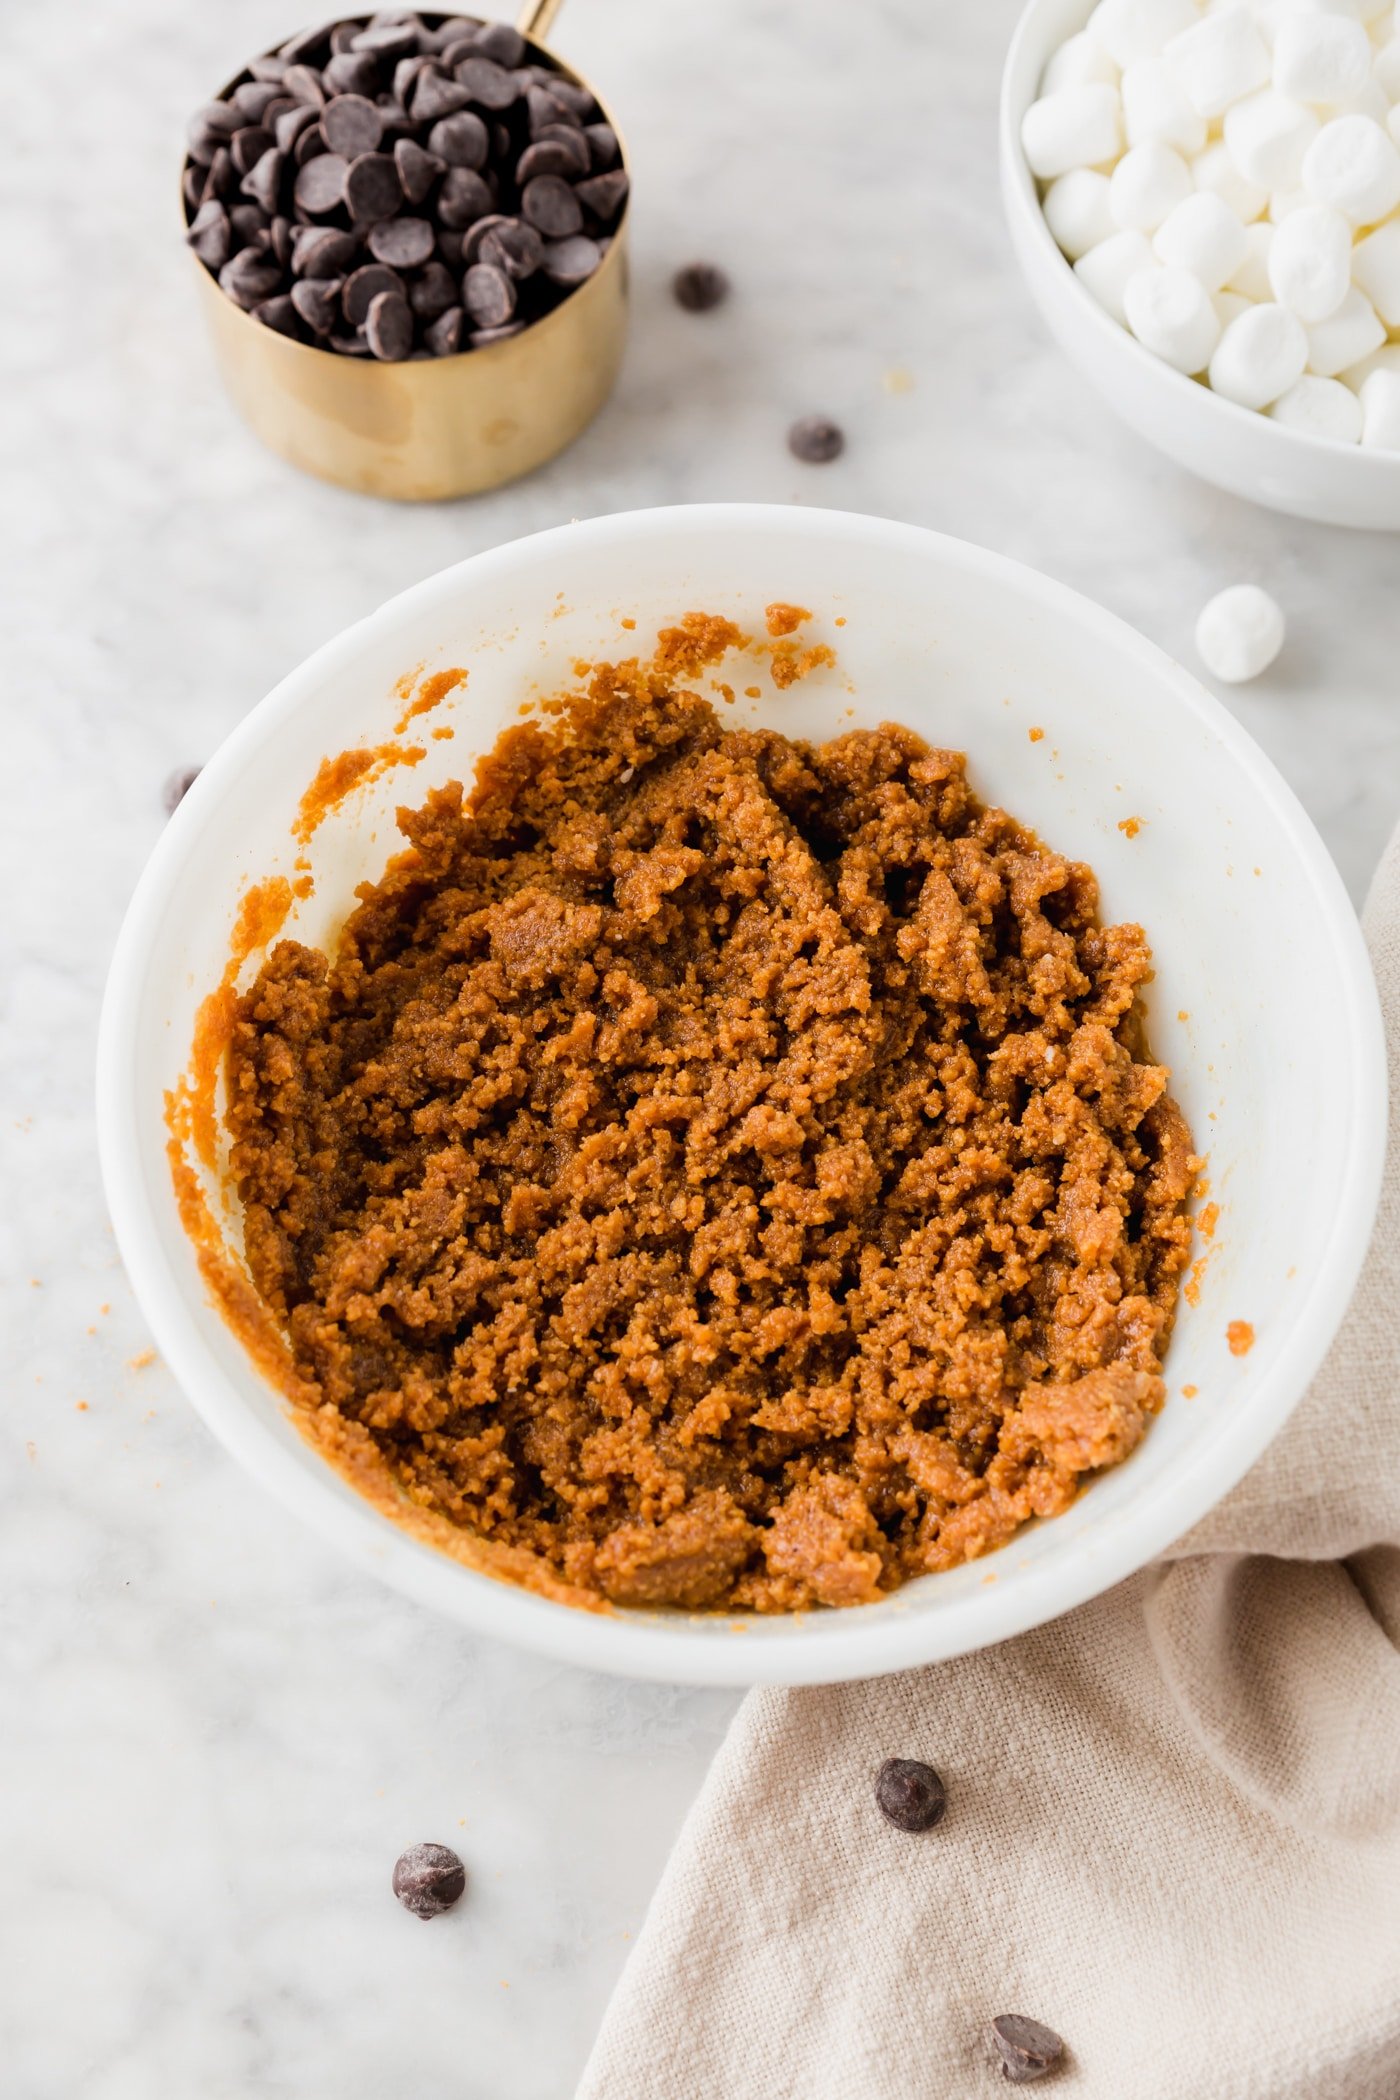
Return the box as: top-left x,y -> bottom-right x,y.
6,0 -> 1400,2093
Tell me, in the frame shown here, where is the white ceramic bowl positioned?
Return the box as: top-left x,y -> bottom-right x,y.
1001,0 -> 1400,529
97,505 -> 1385,1685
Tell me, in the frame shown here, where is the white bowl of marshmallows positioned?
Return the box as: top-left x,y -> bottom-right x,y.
1002,0 -> 1400,526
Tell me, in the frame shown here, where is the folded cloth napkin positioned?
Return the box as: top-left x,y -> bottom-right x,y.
578,828 -> 1400,2100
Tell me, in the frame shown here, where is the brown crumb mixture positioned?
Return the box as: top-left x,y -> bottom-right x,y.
227,655 -> 1197,1613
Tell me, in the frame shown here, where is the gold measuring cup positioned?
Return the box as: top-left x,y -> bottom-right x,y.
187,1 -> 627,501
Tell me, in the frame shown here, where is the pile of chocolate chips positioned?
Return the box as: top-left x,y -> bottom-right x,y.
182,11 -> 628,360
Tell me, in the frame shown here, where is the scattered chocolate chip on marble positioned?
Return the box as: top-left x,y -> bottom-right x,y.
392,1842 -> 467,1920
991,2015 -> 1065,2085
672,260 -> 729,312
163,766 -> 201,814
874,1757 -> 947,1833
788,413 -> 845,464
183,12 -> 628,357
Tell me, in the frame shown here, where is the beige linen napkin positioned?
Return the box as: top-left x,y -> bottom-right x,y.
578,830 -> 1400,2100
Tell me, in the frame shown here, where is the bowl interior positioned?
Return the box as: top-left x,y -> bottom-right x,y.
98,506 -> 1383,1683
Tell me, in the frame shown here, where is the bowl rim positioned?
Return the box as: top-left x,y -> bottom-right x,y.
96,503 -> 1387,1686
999,0 -> 1400,469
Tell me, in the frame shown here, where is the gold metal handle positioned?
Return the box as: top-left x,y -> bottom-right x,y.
517,0 -> 566,42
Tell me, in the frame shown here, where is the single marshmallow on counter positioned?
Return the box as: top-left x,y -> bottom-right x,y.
1044,168 -> 1119,259
1226,219 -> 1276,298
1022,83 -> 1125,179
1266,201 -> 1353,320
1272,12 -> 1373,103
1223,89 -> 1320,191
1088,0 -> 1199,68
1124,263 -> 1223,369
1209,301 -> 1308,404
1110,140 -> 1194,227
1165,9 -> 1271,116
1075,227 -> 1158,320
1269,372 -> 1365,439
1195,585 -> 1286,684
1122,58 -> 1208,152
1193,140 -> 1268,222
1153,190 -> 1250,288
1307,284 -> 1387,372
1042,31 -> 1121,92
1301,114 -> 1400,221
1360,367 -> 1400,446
1352,219 -> 1400,328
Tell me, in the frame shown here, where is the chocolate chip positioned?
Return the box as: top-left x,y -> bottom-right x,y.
409,259 -> 458,317
291,274 -> 343,333
186,198 -> 232,270
575,169 -> 628,221
874,1758 -> 946,1832
672,261 -> 729,312
534,122 -> 589,171
259,96 -> 298,136
584,121 -> 618,168
428,110 -> 488,169
456,55 -> 518,108
468,321 -> 523,346
412,68 -> 473,121
293,151 -> 349,215
279,23 -> 330,65
549,77 -> 596,120
240,146 -> 284,215
329,21 -> 362,55
375,101 -> 413,139
187,100 -> 239,163
293,224 -> 358,277
270,213 -> 294,267
387,136 -> 439,204
231,124 -> 274,175
254,293 -> 304,338
463,260 -> 515,327
425,304 -> 464,355
991,2016 -> 1064,2085
183,164 -> 204,212
521,174 -> 582,238
282,62 -> 327,107
527,85 -> 578,135
344,150 -> 403,224
294,121 -> 331,167
323,48 -> 379,96
249,53 -> 289,83
479,216 -> 541,279
436,225 -> 466,267
540,233 -> 600,286
352,21 -> 421,60
437,164 -> 492,228
365,287 -> 413,359
228,202 -> 269,249
367,215 -> 434,267
163,766 -> 201,813
275,100 -> 320,154
234,78 -> 284,124
329,331 -> 372,355
392,1843 -> 466,1920
459,212 -> 507,262
342,261 -> 404,324
323,93 -> 385,157
392,52 -> 430,103
516,139 -> 580,184
203,146 -> 237,204
788,414 -> 845,464
219,248 -> 283,310
472,21 -> 525,67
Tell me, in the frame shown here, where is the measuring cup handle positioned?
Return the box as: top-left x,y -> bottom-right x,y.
516,0 -> 566,42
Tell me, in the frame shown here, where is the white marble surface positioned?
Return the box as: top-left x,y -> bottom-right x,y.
5,0 -> 1400,2093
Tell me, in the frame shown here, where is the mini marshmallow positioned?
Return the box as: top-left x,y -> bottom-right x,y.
1044,168 -> 1118,259
1390,105 -> 1400,152
1306,284 -> 1387,371
1226,218 -> 1276,297
1110,140 -> 1194,227
1088,0 -> 1199,68
1223,90 -> 1320,191
1193,140 -> 1268,222
1267,186 -> 1312,220
1042,31 -> 1121,93
1342,341 -> 1400,389
1332,79 -> 1392,123
1166,9 -> 1271,116
1374,38 -> 1400,101
1269,372 -> 1365,438
1075,228 -> 1158,321
1352,218 -> 1400,327
1122,58 -> 1209,154
1153,189 -> 1251,288
1124,263 -> 1224,369
1360,366 -> 1400,444
1301,114 -> 1400,221
1209,300 -> 1309,403
1272,12 -> 1373,102
1195,585 -> 1285,684
1214,288 -> 1252,327
1266,201 -> 1353,320
1022,84 -> 1125,180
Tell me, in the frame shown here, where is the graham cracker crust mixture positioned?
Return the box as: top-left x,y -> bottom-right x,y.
225,621 -> 1196,1612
